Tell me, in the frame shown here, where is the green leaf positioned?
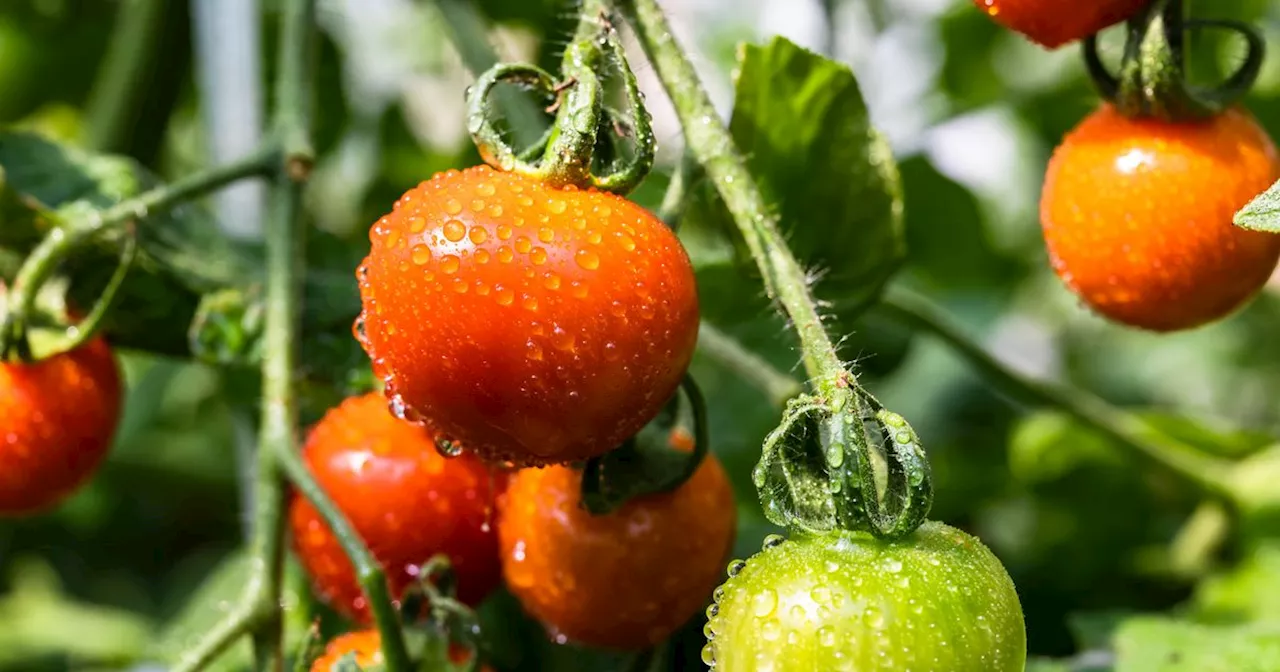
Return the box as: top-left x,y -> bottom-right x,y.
683,35 -> 904,328
1192,541 -> 1280,624
1235,179 -> 1280,232
1113,617 -> 1280,672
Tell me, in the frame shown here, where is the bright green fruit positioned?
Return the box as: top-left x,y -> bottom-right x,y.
704,522 -> 1025,672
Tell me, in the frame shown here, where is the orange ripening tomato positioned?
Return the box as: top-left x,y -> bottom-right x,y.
1041,105 -> 1280,332
309,630 -> 492,672
0,338 -> 121,515
498,441 -> 737,650
288,393 -> 502,622
356,165 -> 700,467
972,0 -> 1148,48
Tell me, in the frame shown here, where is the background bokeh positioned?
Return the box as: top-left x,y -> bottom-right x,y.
3,0 -> 1280,670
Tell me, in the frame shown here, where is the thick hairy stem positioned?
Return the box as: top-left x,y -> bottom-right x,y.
620,0 -> 846,397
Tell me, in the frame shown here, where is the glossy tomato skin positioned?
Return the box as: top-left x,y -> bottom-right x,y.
498,449 -> 737,650
289,393 -> 502,622
357,165 -> 700,467
309,630 -> 492,672
1041,106 -> 1280,332
705,522 -> 1025,672
972,0 -> 1147,48
0,338 -> 121,515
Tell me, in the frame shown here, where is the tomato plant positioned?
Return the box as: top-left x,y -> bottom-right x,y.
289,393 -> 503,622
704,523 -> 1025,671
356,165 -> 699,467
6,0 -> 1280,671
0,337 -> 121,515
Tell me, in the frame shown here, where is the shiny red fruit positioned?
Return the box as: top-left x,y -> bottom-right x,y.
0,338 -> 121,515
356,165 -> 700,467
973,0 -> 1148,48
288,393 -> 502,622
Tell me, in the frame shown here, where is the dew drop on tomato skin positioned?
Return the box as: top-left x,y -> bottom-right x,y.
1040,105 -> 1280,332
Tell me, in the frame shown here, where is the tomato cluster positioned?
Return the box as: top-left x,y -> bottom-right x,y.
292,163 -> 726,663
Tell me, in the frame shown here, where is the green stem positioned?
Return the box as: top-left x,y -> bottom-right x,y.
274,444 -> 413,671
696,320 -> 801,407
433,0 -> 546,145
657,152 -> 698,229
620,0 -> 847,398
0,147 -> 276,360
84,0 -> 167,152
877,288 -> 1237,500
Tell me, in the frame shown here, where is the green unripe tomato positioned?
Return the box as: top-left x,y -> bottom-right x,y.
703,522 -> 1025,672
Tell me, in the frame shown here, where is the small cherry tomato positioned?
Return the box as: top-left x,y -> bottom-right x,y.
497,444 -> 737,650
0,338 -> 121,515
705,522 -> 1026,671
309,630 -> 491,672
288,393 -> 502,622
972,0 -> 1148,48
1041,105 -> 1280,331
356,165 -> 700,467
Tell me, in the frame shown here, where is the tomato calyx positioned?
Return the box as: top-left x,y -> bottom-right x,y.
754,385 -> 932,540
579,375 -> 710,515
465,0 -> 654,195
1083,0 -> 1264,121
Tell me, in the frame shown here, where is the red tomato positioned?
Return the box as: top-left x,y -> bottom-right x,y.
498,446 -> 737,650
356,165 -> 700,467
309,630 -> 492,672
1041,105 -> 1280,331
288,393 -> 502,622
0,338 -> 121,515
973,0 -> 1148,48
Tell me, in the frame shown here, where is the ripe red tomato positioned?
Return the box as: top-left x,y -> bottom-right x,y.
1041,105 -> 1280,331
705,523 -> 1026,671
0,338 -> 121,515
309,630 -> 492,672
288,393 -> 502,622
497,445 -> 737,650
972,0 -> 1147,48
356,165 -> 700,467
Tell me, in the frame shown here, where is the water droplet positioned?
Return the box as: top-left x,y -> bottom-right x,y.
752,589 -> 777,617
575,249 -> 600,270
618,233 -> 636,251
587,231 -> 602,245
442,219 -> 466,241
701,643 -> 716,667
882,558 -> 903,573
440,255 -> 460,274
411,245 -> 431,265
824,560 -> 840,573
713,586 -> 725,603
470,199 -> 485,212
762,534 -> 785,549
468,226 -> 488,245
603,341 -> 619,360
444,199 -> 463,215
538,227 -> 555,243
818,626 -> 837,647
476,282 -> 491,295
544,273 -> 562,290
551,326 -> 575,352
518,195 -> 534,206
407,216 -> 427,233
826,443 -> 844,467
522,295 -> 539,311
526,340 -> 544,361
496,287 -> 515,306
488,204 -> 504,217
531,247 -> 548,265
706,604 -> 719,619
516,236 -> 532,254
498,246 -> 514,263
761,618 -> 781,641
752,464 -> 767,487
810,585 -> 831,604
547,199 -> 567,214
385,228 -> 402,248
497,224 -> 513,240
452,279 -> 468,293
475,249 -> 491,264
727,559 -> 746,577
436,437 -> 463,457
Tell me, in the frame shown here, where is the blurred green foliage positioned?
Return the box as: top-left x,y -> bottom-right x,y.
3,0 -> 1280,670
